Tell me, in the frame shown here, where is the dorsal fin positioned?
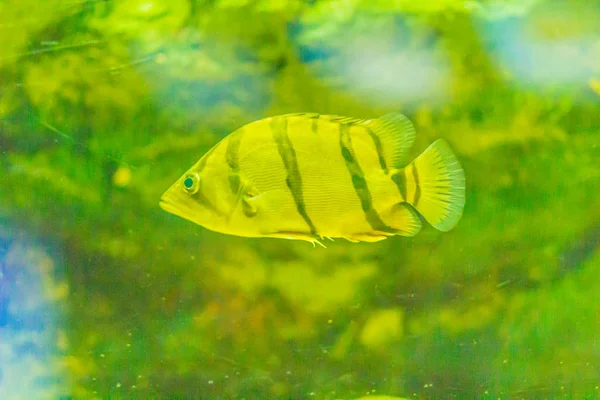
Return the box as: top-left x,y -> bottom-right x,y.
277,112 -> 416,168
365,113 -> 416,169
280,113 -> 363,125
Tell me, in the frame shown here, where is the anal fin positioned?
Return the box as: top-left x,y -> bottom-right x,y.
380,203 -> 422,237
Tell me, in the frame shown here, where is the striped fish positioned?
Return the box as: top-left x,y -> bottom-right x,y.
159,113 -> 465,246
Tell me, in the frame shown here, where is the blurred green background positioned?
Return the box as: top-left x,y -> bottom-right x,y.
1,0 -> 599,398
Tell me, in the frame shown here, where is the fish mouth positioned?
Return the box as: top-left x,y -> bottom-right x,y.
159,191 -> 210,227
159,198 -> 175,214
160,187 -> 224,227
159,193 -> 188,219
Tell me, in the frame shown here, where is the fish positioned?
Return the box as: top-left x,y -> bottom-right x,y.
590,78 -> 600,96
159,113 -> 465,246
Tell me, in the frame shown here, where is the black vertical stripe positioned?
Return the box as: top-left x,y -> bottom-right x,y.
392,169 -> 408,200
412,164 -> 421,206
181,146 -> 223,217
366,127 -> 387,172
226,130 -> 243,195
339,123 -> 396,233
196,145 -> 218,171
272,117 -> 318,236
311,117 -> 319,135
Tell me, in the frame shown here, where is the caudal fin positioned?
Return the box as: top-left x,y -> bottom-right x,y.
404,139 -> 465,232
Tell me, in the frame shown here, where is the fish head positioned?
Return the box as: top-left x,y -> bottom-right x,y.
159,150 -> 234,231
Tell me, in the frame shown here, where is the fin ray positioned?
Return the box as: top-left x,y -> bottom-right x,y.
344,233 -> 389,243
264,231 -> 325,246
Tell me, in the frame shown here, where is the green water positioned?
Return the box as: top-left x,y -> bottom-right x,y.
1,0 -> 599,399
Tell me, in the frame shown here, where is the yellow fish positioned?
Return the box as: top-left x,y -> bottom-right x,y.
160,113 -> 465,245
590,78 -> 600,96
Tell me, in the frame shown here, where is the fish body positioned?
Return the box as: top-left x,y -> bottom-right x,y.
160,113 -> 465,245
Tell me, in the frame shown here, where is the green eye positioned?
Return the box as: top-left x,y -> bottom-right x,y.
182,174 -> 199,194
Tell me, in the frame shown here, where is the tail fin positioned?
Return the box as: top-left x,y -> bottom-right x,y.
405,139 -> 465,232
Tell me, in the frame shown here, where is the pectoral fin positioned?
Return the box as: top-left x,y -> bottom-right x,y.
241,191 -> 258,217
228,180 -> 260,221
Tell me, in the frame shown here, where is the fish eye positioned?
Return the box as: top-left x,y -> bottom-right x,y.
182,173 -> 200,194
